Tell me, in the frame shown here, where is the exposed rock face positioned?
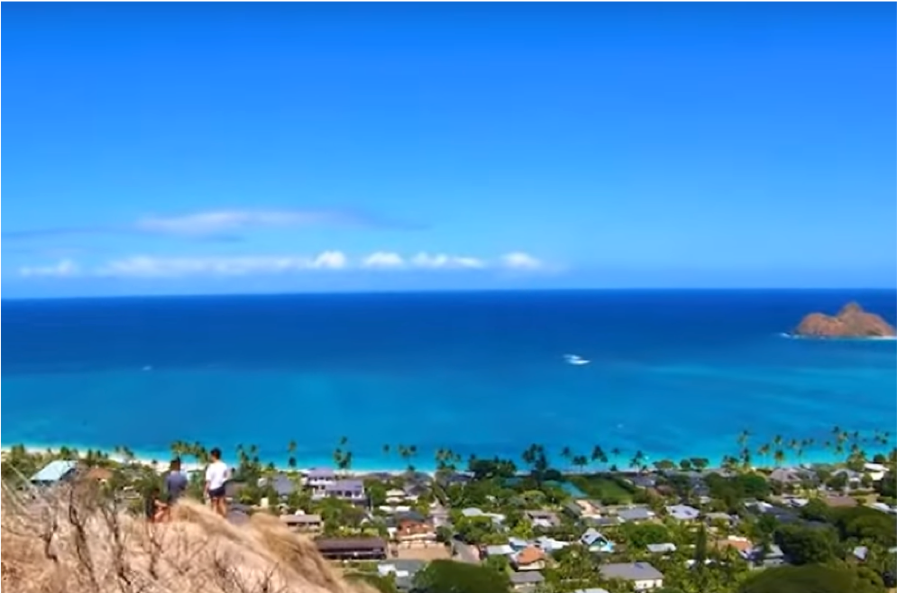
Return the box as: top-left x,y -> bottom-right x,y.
794,302 -> 896,338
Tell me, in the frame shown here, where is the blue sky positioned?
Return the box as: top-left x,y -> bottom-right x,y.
3,2 -> 895,297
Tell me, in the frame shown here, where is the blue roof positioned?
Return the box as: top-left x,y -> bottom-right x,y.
31,460 -> 77,483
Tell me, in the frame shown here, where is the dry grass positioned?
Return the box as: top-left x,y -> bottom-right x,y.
1,478 -> 379,593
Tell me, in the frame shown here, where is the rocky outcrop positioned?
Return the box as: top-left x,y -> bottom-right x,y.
793,302 -> 896,338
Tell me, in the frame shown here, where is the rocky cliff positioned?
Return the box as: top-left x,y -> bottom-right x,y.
793,302 -> 896,338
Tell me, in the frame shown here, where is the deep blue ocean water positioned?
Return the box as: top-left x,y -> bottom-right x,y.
3,290 -> 896,470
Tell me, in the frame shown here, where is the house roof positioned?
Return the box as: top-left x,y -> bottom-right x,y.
485,544 -> 514,556
509,571 -> 544,585
306,468 -> 336,479
325,479 -> 364,492
666,504 -> 700,520
646,543 -> 677,553
267,474 -> 296,496
617,507 -> 654,521
378,559 -> 426,575
281,514 -> 322,525
30,460 -> 77,483
581,528 -> 606,546
514,546 -> 545,566
315,537 -> 386,552
714,537 -> 753,554
600,562 -> 664,581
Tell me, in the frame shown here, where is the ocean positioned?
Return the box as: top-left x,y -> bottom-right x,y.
2,290 -> 895,471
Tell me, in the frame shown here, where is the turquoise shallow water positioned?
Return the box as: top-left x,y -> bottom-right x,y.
2,290 -> 895,469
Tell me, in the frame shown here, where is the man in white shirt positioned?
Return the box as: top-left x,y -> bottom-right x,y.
204,447 -> 229,517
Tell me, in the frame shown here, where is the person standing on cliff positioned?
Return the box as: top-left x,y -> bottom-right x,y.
204,447 -> 229,517
161,457 -> 188,520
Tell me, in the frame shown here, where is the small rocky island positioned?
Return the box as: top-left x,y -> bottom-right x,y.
793,302 -> 896,338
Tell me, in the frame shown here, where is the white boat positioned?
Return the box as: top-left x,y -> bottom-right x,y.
563,354 -> 590,366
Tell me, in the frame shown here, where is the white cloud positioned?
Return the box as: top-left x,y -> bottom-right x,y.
410,252 -> 486,270
94,253 -> 348,278
17,251 -> 547,279
19,259 -> 80,277
500,252 -> 543,270
135,210 -> 350,237
361,251 -> 405,269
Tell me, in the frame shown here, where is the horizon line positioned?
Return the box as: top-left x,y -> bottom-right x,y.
3,286 -> 896,303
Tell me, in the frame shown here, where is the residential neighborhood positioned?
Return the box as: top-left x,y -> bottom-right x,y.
3,432 -> 897,593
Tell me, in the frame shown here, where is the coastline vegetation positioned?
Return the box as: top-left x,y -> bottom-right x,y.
2,426 -> 896,593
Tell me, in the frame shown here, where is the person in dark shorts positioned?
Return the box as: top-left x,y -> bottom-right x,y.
144,484 -> 163,523
162,457 -> 188,520
204,447 -> 229,517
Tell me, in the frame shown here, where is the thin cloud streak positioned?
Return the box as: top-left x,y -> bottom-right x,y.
3,208 -> 425,242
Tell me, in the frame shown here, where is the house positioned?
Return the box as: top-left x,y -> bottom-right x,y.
314,537 -> 387,560
319,479 -> 367,505
617,506 -> 655,523
853,546 -> 869,561
704,512 -> 738,527
573,589 -> 611,593
864,463 -> 888,482
535,536 -> 570,553
485,544 -> 515,557
580,528 -> 615,553
525,509 -> 561,528
646,543 -> 677,554
281,513 -> 323,532
394,520 -> 437,546
714,536 -> 754,557
768,468 -> 807,485
742,544 -> 786,568
586,515 -> 622,528
599,562 -> 665,591
264,474 -> 297,499
377,560 -> 426,592
509,571 -> 544,591
30,460 -> 78,486
564,499 -> 603,519
627,475 -> 657,489
511,546 -> 546,571
666,504 -> 700,521
304,468 -> 337,494
460,507 -> 505,524
386,488 -> 414,503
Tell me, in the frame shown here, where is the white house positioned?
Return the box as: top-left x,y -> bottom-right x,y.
599,562 -> 664,591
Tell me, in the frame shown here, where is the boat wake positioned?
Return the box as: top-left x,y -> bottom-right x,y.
563,353 -> 590,366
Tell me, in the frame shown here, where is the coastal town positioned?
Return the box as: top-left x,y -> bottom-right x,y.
3,429 -> 896,593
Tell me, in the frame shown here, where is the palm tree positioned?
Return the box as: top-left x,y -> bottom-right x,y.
737,429 -> 750,450
773,449 -> 785,467
757,444 -> 771,468
610,447 -> 622,466
572,455 -> 589,474
382,443 -> 390,456
591,445 -> 607,468
629,450 -> 645,471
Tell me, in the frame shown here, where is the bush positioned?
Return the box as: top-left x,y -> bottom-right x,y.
738,564 -> 885,593
412,560 -> 510,593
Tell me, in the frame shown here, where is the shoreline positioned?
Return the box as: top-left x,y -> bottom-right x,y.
4,439 -> 888,478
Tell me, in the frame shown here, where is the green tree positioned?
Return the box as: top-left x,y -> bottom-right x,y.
412,560 -> 510,593
738,564 -> 885,593
774,524 -> 839,565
